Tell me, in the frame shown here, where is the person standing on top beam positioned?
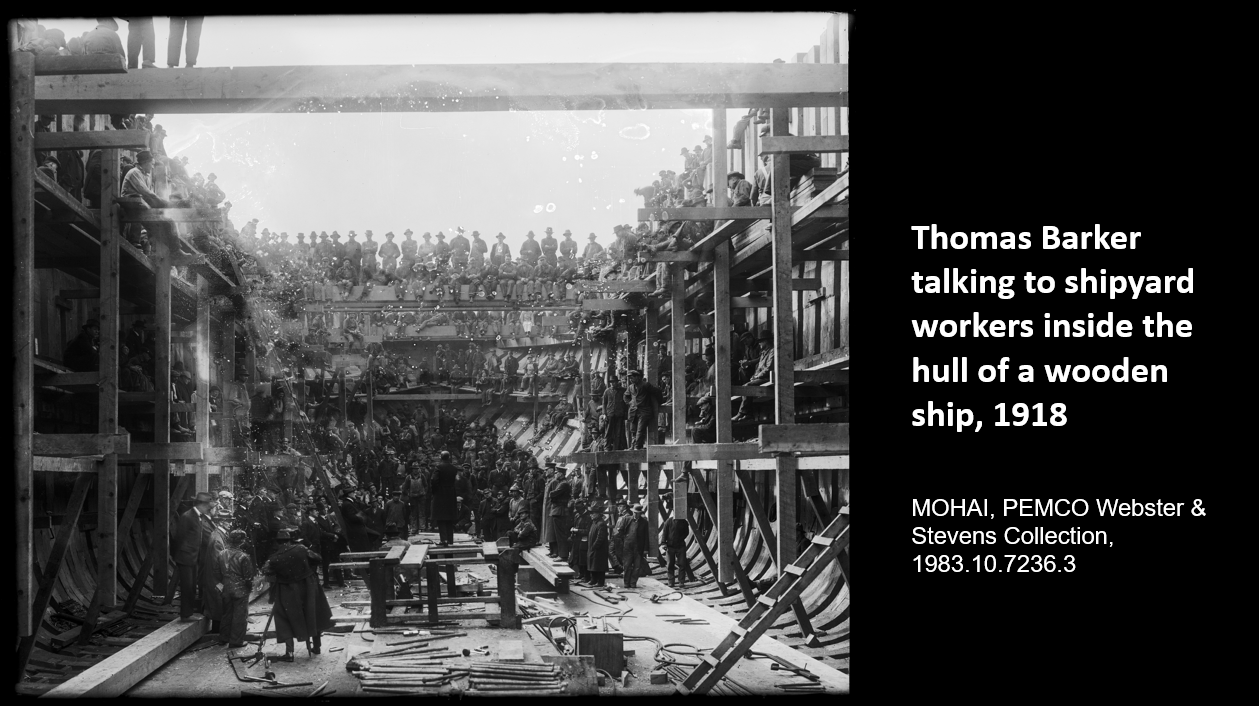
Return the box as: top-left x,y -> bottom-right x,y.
167,16 -> 204,68
490,232 -> 512,267
540,227 -> 559,267
520,231 -> 542,267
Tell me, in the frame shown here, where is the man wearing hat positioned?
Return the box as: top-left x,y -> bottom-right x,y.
416,231 -> 436,264
384,489 -> 409,538
520,230 -> 541,267
213,529 -> 255,647
489,232 -> 511,268
432,231 -> 451,266
261,528 -> 334,661
610,500 -> 632,574
64,319 -> 101,372
379,232 -> 401,276
508,485 -> 528,520
502,509 -> 539,565
585,499 -> 611,587
568,497 -> 592,582
540,227 -> 559,267
470,230 -> 488,260
544,463 -> 572,556
733,331 -> 775,422
399,229 -> 418,270
662,513 -> 697,587
624,369 -> 663,450
339,487 -> 372,553
83,18 -> 124,58
728,170 -> 755,207
345,231 -> 364,274
581,232 -> 604,261
401,463 -> 430,534
430,450 -> 461,546
173,492 -> 220,622
361,230 -> 379,273
617,503 -> 651,588
450,227 -> 470,256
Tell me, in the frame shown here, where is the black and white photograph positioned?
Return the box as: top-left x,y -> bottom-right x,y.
10,13 -> 850,696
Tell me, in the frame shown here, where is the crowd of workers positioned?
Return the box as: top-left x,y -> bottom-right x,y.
16,17 -> 204,69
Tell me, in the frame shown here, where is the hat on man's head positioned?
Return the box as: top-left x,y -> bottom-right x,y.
588,232 -> 597,240
496,233 -> 506,240
628,369 -> 643,378
98,18 -> 119,31
758,331 -> 773,342
404,229 -> 413,236
728,171 -> 745,180
275,529 -> 292,541
703,135 -> 713,143
135,150 -> 153,164
194,491 -> 215,504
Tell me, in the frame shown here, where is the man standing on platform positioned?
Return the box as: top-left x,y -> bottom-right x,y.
402,463 -> 429,533
611,500 -> 632,575
520,231 -> 541,266
624,370 -> 662,450
546,463 -> 572,557
540,227 -> 559,267
568,498 -> 592,582
582,232 -> 604,261
490,233 -> 512,268
261,529 -> 334,661
338,487 -> 371,553
385,490 -> 409,538
430,451 -> 460,546
602,375 -> 628,450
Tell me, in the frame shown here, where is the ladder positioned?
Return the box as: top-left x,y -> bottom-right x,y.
676,510 -> 850,695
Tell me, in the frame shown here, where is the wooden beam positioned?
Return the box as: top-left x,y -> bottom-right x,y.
646,443 -> 762,463
17,471 -> 94,674
758,135 -> 850,154
791,278 -> 821,291
203,447 -> 249,464
58,288 -> 102,299
713,227 -> 735,584
580,298 -> 637,311
14,51 -> 37,638
639,251 -> 714,263
33,456 -> 99,473
639,207 -> 771,222
692,455 -> 850,471
759,423 -> 850,455
373,393 -> 485,401
38,371 -> 101,387
792,248 -> 849,261
44,617 -> 207,697
119,442 -> 204,461
731,385 -> 773,398
35,62 -> 848,114
770,108 -> 796,426
795,348 -> 849,371
33,129 -> 150,151
32,53 -> 127,76
152,235 -> 172,597
790,170 -> 849,228
572,280 -> 653,293
97,180 -> 122,609
731,297 -> 771,309
670,265 -> 688,529
794,369 -> 849,384
170,252 -> 208,268
33,433 -> 131,456
33,168 -> 101,229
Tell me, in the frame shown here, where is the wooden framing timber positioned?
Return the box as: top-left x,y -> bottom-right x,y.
646,443 -> 762,463
758,135 -> 850,154
32,433 -> 131,457
572,280 -> 654,293
640,206 -> 771,221
35,62 -> 848,114
14,51 -> 37,637
33,456 -> 100,473
38,371 -> 100,387
692,455 -> 849,471
120,208 -> 222,224
97,180 -> 122,608
580,298 -> 637,311
374,393 -> 485,401
43,617 -> 208,697
119,442 -> 205,461
759,423 -> 850,455
32,128 -> 150,151
32,53 -> 127,76
640,251 -> 714,263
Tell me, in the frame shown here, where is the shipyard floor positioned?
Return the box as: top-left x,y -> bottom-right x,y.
128,550 -> 849,696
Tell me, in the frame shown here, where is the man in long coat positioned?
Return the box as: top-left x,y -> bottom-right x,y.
261,529 -> 334,660
314,501 -> 344,587
545,464 -> 572,557
430,450 -> 461,546
586,499 -> 611,587
173,492 -> 223,624
621,503 -> 651,589
214,530 -> 255,647
568,498 -> 592,582
338,488 -> 372,553
662,515 -> 697,587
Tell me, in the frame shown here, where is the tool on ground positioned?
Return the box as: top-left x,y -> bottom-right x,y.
263,681 -> 314,689
250,602 -> 278,666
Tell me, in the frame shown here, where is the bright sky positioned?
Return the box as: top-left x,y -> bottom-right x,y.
40,14 -> 834,251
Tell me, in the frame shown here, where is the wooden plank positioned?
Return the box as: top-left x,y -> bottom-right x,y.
372,393 -> 484,401
639,207 -> 771,222
731,386 -> 773,398
194,276 -> 211,493
759,423 -> 850,455
32,129 -> 150,151
152,235 -> 172,597
32,53 -> 127,76
730,297 -> 772,309
693,455 -> 849,471
795,348 -> 849,371
15,51 -> 36,640
792,248 -> 849,261
57,289 -> 102,299
758,135 -> 850,154
33,433 -> 131,456
203,447 -> 250,464
119,442 -> 204,461
646,443 -> 762,463
670,265 -> 688,528
257,454 -> 303,467
33,456 -> 99,473
39,371 -> 100,386
97,179 -> 122,609
790,171 -> 849,228
794,370 -> 848,384
639,251 -> 714,263
791,278 -> 821,291
770,109 -> 796,428
44,617 -> 207,697
498,640 -> 525,662
713,203 -> 736,581
776,455 -> 799,568
572,280 -> 654,293
36,62 -> 848,114
580,298 -> 636,311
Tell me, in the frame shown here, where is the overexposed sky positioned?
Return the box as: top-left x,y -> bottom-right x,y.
37,14 -> 835,250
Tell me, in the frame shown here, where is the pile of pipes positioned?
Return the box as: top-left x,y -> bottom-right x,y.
346,631 -> 468,694
467,661 -> 566,695
656,662 -> 753,697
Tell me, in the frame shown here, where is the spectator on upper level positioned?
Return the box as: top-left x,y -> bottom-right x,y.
83,18 -> 125,60
581,233 -> 604,261
125,17 -> 157,69
449,228 -> 470,255
520,231 -> 541,266
168,17 -> 204,68
490,233 -> 511,267
65,319 -> 101,372
728,171 -> 755,207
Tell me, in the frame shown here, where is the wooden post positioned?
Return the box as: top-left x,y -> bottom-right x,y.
496,556 -> 519,629
769,108 -> 798,570
97,153 -> 122,606
195,275 -> 211,493
365,370 -> 374,445
13,49 -> 36,638
152,234 -> 173,596
712,141 -> 735,583
643,306 -> 658,549
669,265 -> 688,524
368,557 -> 388,627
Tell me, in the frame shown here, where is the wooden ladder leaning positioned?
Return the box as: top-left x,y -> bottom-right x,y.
676,509 -> 850,695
